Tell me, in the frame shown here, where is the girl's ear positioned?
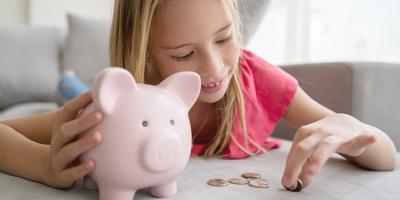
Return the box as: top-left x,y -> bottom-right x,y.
92,67 -> 138,115
159,72 -> 201,110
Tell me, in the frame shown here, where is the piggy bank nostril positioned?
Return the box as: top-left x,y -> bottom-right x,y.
169,119 -> 175,126
142,136 -> 182,173
142,121 -> 149,127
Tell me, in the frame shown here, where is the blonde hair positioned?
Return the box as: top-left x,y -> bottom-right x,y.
110,0 -> 266,157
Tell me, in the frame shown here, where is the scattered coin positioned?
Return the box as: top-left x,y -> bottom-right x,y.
207,172 -> 272,190
241,172 -> 261,179
228,177 -> 249,185
207,178 -> 229,187
249,179 -> 269,188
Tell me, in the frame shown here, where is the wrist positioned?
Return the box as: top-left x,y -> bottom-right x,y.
37,145 -> 51,186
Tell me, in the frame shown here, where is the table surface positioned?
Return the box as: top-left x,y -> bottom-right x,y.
1,139 -> 399,200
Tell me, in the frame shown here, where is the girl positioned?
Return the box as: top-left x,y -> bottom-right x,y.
0,0 -> 396,192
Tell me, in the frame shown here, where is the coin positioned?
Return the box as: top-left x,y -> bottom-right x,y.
207,178 -> 229,187
228,177 -> 249,185
285,178 -> 303,192
241,172 -> 261,179
249,179 -> 269,188
293,178 -> 303,192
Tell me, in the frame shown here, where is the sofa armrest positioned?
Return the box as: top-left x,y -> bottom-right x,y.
273,62 -> 400,151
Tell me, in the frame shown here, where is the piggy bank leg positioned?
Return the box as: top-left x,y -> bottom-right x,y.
82,176 -> 98,190
150,180 -> 178,198
98,185 -> 135,200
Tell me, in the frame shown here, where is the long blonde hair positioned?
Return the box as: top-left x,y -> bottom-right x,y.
110,0 -> 266,157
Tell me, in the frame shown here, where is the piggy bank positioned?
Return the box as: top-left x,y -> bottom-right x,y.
78,67 -> 201,200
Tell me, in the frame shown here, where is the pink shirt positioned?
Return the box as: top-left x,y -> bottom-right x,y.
191,50 -> 298,159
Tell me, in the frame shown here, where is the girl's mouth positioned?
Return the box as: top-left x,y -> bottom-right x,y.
201,76 -> 227,94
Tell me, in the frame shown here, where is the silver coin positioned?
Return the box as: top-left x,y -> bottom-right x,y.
241,172 -> 262,179
207,178 -> 229,187
249,179 -> 269,188
228,177 -> 249,185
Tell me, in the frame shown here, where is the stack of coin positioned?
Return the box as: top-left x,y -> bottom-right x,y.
207,172 -> 270,189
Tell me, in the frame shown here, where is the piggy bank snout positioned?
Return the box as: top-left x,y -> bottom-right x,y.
142,134 -> 183,173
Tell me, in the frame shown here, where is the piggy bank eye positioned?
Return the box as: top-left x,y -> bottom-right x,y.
142,121 -> 149,127
169,119 -> 175,126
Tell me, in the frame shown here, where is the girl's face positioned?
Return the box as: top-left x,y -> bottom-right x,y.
149,0 -> 240,103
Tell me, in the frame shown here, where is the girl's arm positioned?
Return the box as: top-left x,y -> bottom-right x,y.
281,87 -> 397,189
0,92 -> 102,188
0,123 -> 49,184
1,111 -> 57,145
0,111 -> 56,183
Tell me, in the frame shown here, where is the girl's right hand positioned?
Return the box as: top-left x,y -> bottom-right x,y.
40,92 -> 103,188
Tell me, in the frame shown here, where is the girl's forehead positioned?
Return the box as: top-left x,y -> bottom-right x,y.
152,0 -> 233,44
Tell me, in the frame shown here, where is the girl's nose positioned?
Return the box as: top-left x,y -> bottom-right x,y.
199,54 -> 223,78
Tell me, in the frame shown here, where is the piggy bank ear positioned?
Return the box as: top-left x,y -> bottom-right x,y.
92,67 -> 137,115
159,72 -> 201,110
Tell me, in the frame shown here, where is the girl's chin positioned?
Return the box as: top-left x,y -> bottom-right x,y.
198,92 -> 225,103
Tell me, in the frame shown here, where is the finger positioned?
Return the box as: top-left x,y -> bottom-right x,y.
52,110 -> 102,152
52,111 -> 102,152
299,135 -> 341,188
60,159 -> 95,187
53,91 -> 93,130
282,132 -> 326,190
337,134 -> 376,157
58,132 -> 102,167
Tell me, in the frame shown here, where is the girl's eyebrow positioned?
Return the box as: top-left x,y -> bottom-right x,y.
163,23 -> 232,50
215,23 -> 232,35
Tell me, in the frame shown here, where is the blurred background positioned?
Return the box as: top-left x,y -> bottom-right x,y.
0,0 -> 400,149
0,0 -> 399,65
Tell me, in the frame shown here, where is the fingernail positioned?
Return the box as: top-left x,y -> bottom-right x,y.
93,132 -> 102,143
93,112 -> 102,121
58,106 -> 65,113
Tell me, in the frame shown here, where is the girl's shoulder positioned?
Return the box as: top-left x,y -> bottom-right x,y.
239,49 -> 295,84
222,49 -> 298,159
238,49 -> 298,98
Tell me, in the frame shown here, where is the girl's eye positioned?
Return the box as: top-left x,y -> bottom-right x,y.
172,51 -> 194,62
216,35 -> 233,45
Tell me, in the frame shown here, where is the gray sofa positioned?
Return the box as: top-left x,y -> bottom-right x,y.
1,4 -> 399,200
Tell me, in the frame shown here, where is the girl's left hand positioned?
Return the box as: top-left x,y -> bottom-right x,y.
281,113 -> 377,191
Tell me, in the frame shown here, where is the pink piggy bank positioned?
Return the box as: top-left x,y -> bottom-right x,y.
78,67 -> 201,200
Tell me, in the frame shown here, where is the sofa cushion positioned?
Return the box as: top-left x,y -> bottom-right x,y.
0,102 -> 59,121
62,14 -> 111,86
0,27 -> 61,111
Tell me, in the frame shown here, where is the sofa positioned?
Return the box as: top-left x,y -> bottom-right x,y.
1,3 -> 399,199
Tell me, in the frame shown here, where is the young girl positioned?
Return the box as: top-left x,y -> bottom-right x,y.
0,0 -> 396,193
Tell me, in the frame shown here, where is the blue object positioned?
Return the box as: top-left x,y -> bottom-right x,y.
58,70 -> 89,100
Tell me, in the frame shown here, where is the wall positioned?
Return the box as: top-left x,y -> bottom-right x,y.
0,0 -> 29,26
247,0 -> 400,65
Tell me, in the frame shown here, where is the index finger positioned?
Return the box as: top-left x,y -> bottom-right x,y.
282,132 -> 325,190
53,91 -> 93,130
